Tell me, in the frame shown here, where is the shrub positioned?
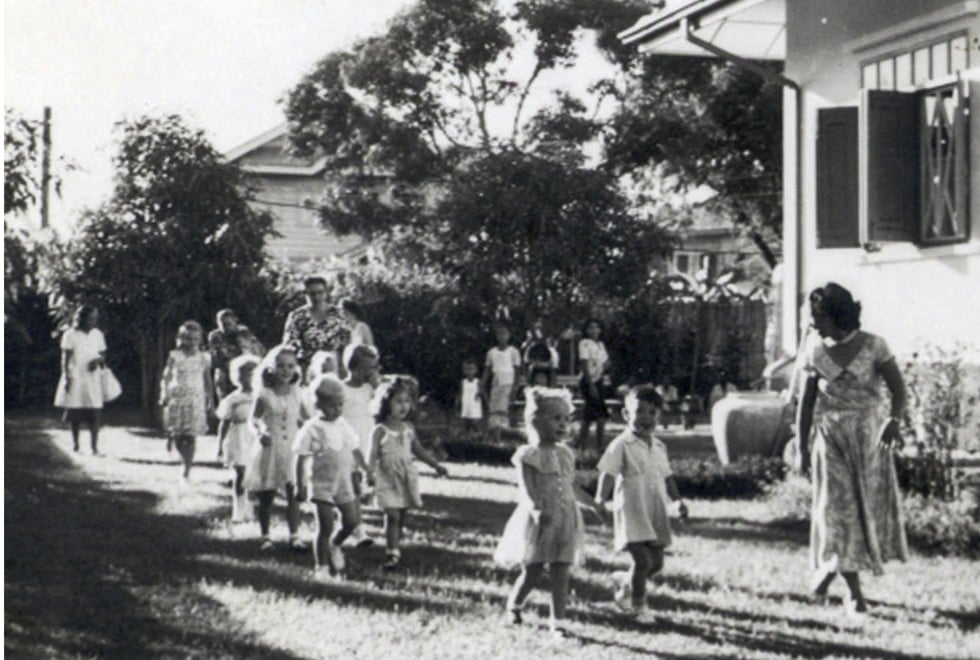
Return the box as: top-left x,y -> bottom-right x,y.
902,343 -> 980,452
894,449 -> 961,501
902,494 -> 980,559
763,475 -> 980,559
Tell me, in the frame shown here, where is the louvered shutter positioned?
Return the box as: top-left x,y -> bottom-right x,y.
864,90 -> 918,242
816,107 -> 859,248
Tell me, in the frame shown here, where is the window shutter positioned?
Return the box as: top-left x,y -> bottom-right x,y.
816,107 -> 859,248
864,90 -> 918,242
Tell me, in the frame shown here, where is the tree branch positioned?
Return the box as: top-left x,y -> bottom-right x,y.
511,60 -> 544,145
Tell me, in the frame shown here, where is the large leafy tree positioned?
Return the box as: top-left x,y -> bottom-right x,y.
283,0 -> 670,320
603,56 -> 784,265
46,115 -> 277,420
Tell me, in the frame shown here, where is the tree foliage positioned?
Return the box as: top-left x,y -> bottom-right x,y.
603,56 -> 783,260
45,115 -> 277,420
283,0 -> 668,320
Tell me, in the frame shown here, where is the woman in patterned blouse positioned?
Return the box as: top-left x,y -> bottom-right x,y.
282,276 -> 353,380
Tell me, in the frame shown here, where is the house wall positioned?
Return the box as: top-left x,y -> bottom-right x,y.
247,174 -> 368,261
783,0 -> 980,358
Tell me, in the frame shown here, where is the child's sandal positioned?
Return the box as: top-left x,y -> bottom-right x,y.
382,550 -> 401,570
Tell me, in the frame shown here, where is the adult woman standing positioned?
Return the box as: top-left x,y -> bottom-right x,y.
576,318 -> 611,453
282,277 -> 354,379
796,283 -> 908,623
55,305 -> 108,454
341,299 -> 375,347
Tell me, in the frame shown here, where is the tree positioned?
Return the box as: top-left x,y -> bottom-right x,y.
603,56 -> 784,264
282,0 -> 669,321
5,108 -> 43,215
46,115 -> 277,421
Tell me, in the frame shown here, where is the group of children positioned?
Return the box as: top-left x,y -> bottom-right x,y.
160,319 -> 687,637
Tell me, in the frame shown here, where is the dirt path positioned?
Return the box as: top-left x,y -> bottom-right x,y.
4,415 -> 302,659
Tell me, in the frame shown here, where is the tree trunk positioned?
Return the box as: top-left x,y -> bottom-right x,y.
689,300 -> 702,394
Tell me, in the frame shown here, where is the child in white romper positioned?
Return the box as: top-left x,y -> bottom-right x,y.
595,385 -> 687,619
370,377 -> 448,569
294,375 -> 371,577
342,344 -> 381,547
216,354 -> 260,522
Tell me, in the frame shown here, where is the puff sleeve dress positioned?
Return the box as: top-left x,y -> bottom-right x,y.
494,443 -> 585,567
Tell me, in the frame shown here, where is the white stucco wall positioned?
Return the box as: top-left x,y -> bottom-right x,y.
783,0 -> 980,359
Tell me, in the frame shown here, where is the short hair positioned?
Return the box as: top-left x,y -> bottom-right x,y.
340,298 -> 364,320
528,365 -> 555,387
216,308 -> 236,325
303,276 -> 328,289
307,350 -> 338,382
493,322 -> 510,334
73,305 -> 98,329
581,317 -> 605,336
345,343 -> 379,372
526,343 -> 552,364
462,358 -> 479,369
625,384 -> 663,410
809,282 -> 862,332
309,373 -> 345,398
229,354 -> 260,388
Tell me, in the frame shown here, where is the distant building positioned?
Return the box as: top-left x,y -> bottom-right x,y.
225,124 -> 381,262
666,206 -> 774,295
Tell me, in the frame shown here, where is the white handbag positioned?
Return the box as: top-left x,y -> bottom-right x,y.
101,367 -> 123,403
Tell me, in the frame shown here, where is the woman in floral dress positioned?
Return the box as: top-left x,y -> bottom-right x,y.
282,276 -> 353,379
796,283 -> 908,624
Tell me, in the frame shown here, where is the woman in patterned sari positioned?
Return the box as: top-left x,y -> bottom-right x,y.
796,283 -> 908,624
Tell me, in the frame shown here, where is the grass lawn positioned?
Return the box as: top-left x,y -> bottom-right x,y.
5,411 -> 979,659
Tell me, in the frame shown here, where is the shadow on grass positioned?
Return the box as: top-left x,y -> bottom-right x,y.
680,516 -> 809,547
4,423 -> 303,659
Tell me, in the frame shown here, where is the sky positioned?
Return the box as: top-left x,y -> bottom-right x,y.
5,0 -> 412,230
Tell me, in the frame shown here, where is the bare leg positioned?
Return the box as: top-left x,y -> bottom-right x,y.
332,500 -> 361,547
175,435 -> 196,478
384,508 -> 403,552
69,421 -> 82,452
508,562 -> 545,613
313,502 -> 336,570
89,411 -> 102,453
627,543 -> 653,607
257,491 -> 275,537
841,572 -> 867,611
285,483 -> 300,536
549,562 -> 571,622
814,571 -> 837,597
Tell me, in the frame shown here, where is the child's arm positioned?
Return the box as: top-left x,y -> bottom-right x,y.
519,463 -> 549,525
159,352 -> 174,405
202,362 -> 214,411
352,448 -> 370,475
665,475 -> 688,520
294,454 -> 310,502
411,433 -> 448,477
368,426 -> 384,478
594,472 -> 615,507
573,483 -> 604,521
250,395 -> 270,446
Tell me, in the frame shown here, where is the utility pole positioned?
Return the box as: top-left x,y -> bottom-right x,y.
40,107 -> 51,229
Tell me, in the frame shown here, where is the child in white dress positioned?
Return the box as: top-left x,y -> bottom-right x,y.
160,321 -> 213,480
595,385 -> 687,618
342,344 -> 381,547
294,375 -> 371,577
495,387 -> 601,638
457,359 -> 483,432
369,377 -> 448,569
216,354 -> 260,522
244,345 -> 313,550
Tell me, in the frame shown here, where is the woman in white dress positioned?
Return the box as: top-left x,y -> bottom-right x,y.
54,305 -> 107,454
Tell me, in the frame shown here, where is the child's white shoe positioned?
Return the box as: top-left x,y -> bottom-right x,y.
348,524 -> 374,548
612,571 -> 632,610
841,599 -> 868,628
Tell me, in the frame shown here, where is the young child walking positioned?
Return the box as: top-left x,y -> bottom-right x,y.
494,387 -> 601,638
482,323 -> 521,442
306,349 -> 339,386
594,385 -> 687,619
342,343 -> 382,547
457,359 -> 483,433
294,375 -> 371,577
370,377 -> 448,570
216,354 -> 260,522
244,344 -> 313,551
160,321 -> 213,481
